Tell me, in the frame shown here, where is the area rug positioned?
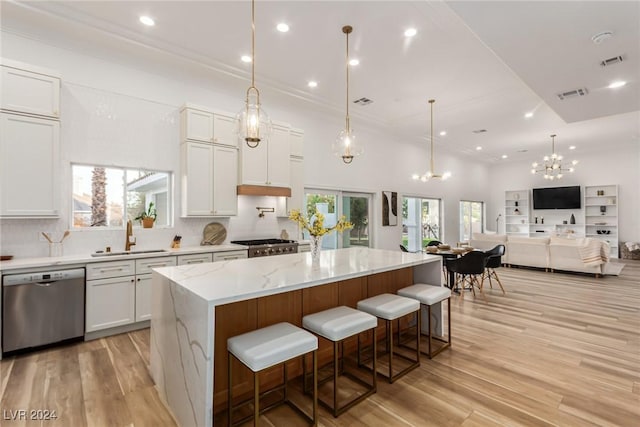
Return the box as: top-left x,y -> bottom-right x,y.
603,262 -> 625,276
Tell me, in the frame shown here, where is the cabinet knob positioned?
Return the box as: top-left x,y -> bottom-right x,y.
214,138 -> 218,142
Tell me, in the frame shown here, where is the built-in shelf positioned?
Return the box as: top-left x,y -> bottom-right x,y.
504,185 -> 619,258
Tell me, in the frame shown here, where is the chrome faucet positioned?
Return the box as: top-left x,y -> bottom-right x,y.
125,220 -> 136,251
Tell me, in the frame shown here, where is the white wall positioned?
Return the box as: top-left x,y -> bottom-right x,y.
0,32 -> 491,258
487,145 -> 640,244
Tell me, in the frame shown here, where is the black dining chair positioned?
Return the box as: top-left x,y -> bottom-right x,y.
482,245 -> 506,294
425,240 -> 442,247
399,244 -> 409,252
445,251 -> 489,300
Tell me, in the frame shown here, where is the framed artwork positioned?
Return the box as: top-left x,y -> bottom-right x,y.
382,191 -> 398,226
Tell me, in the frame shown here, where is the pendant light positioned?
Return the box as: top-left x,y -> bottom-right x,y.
237,0 -> 272,148
332,25 -> 363,164
412,99 -> 451,181
531,134 -> 578,180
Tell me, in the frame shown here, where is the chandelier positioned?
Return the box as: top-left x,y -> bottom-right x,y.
412,99 -> 451,181
332,25 -> 363,164
531,134 -> 578,180
237,0 -> 272,148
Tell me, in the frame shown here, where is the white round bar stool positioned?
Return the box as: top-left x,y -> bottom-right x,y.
227,322 -> 318,427
356,293 -> 421,383
398,284 -> 451,359
302,306 -> 378,417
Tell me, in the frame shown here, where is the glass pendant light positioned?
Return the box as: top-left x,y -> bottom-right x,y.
332,25 -> 363,164
412,99 -> 451,181
237,0 -> 272,148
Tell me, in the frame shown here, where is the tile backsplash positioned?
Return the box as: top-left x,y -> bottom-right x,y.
0,196 -> 300,259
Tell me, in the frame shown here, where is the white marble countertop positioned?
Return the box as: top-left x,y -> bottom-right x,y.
0,244 -> 246,272
154,247 -> 441,306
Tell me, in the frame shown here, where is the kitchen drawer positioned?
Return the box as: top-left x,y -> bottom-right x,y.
213,250 -> 248,262
135,256 -> 177,274
86,260 -> 136,280
177,253 -> 213,265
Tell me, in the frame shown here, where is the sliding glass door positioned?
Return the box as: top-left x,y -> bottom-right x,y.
402,197 -> 442,252
304,190 -> 372,249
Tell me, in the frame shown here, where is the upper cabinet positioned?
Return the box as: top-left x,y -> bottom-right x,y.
1,59 -> 61,218
180,105 -> 238,217
1,60 -> 60,119
180,104 -> 237,147
1,113 -> 60,217
239,122 -> 290,188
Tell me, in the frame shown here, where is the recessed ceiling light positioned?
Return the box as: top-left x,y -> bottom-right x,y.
476,146 -> 482,151
608,80 -> 626,89
307,81 -> 318,88
139,16 -> 155,26
501,154 -> 508,159
404,28 -> 417,37
439,131 -> 447,136
569,145 -> 576,150
276,23 -> 289,33
524,112 -> 534,118
349,59 -> 360,66
241,55 -> 252,63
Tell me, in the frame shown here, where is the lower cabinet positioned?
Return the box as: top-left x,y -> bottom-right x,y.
135,274 -> 153,322
86,276 -> 136,332
85,251 -> 246,335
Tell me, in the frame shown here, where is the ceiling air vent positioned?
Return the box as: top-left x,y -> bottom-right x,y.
472,129 -> 487,134
353,97 -> 373,106
600,55 -> 624,67
556,88 -> 588,101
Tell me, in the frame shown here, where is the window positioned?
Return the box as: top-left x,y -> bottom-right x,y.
304,190 -> 372,249
459,200 -> 483,242
402,197 -> 441,251
72,164 -> 171,228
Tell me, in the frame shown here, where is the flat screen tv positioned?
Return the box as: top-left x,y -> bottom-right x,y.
532,186 -> 581,210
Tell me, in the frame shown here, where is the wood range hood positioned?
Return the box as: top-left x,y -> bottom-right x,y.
236,185 -> 291,197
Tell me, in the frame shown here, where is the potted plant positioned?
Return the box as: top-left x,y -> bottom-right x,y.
135,202 -> 157,228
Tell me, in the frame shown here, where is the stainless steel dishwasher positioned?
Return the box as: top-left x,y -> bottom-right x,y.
2,268 -> 85,354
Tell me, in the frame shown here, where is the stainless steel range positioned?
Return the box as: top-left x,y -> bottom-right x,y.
230,239 -> 298,258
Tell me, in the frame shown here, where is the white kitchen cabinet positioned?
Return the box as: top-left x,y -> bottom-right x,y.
1,62 -> 60,118
181,107 -> 214,143
213,250 -> 248,262
213,112 -> 237,147
178,253 -> 214,265
0,112 -> 60,217
134,257 -> 176,322
181,106 -> 237,147
289,128 -> 304,158
86,276 -> 136,332
86,260 -> 136,280
135,274 -> 153,322
239,123 -> 290,187
86,257 -> 176,332
181,141 -> 238,216
277,156 -> 305,217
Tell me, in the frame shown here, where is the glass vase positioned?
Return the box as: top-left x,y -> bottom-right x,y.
309,235 -> 322,261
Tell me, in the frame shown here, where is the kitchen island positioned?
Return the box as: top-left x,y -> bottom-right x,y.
150,247 -> 442,427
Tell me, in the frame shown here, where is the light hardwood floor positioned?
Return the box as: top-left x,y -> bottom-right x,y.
1,260 -> 638,426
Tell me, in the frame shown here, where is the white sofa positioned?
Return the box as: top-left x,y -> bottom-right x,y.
470,233 -> 609,276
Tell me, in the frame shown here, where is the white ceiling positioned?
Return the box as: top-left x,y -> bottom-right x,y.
2,0 -> 639,164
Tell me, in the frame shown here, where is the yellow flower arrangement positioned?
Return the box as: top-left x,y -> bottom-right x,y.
289,209 -> 353,237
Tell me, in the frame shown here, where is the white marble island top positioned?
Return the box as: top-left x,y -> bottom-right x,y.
150,247 -> 442,427
154,247 -> 441,306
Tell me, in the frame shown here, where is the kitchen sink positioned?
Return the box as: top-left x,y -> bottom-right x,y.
91,249 -> 167,257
